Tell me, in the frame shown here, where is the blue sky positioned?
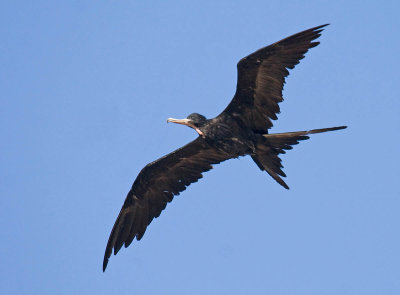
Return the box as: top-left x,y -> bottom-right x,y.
1,1 -> 399,294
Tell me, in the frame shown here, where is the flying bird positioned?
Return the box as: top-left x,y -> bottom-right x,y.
103,24 -> 346,271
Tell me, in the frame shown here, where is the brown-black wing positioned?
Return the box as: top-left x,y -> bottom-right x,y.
103,137 -> 233,271
222,24 -> 328,132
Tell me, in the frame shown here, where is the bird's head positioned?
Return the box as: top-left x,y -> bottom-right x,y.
167,113 -> 207,137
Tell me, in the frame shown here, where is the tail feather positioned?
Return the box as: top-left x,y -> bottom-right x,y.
253,126 -> 347,189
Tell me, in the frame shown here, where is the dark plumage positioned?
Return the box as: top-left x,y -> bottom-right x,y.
103,24 -> 347,271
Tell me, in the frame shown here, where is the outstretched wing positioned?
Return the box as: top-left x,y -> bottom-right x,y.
103,137 -> 234,271
222,24 -> 328,132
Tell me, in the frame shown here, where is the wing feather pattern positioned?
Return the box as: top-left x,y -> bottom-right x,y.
223,24 -> 329,131
103,137 -> 232,271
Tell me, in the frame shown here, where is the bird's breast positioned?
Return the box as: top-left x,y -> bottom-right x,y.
203,123 -> 255,156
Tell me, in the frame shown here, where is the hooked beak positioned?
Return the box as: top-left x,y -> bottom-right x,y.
167,118 -> 205,137
167,118 -> 192,126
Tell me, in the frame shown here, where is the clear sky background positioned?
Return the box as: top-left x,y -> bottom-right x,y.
1,1 -> 399,294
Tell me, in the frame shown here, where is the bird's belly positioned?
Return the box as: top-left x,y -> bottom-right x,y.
207,135 -> 254,157
204,123 -> 255,155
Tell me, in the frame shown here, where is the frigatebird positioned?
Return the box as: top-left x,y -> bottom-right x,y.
103,24 -> 346,271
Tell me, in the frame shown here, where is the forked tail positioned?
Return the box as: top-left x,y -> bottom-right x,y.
252,126 -> 347,189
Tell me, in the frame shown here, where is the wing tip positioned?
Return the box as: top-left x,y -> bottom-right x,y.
293,23 -> 330,39
311,24 -> 330,33
332,125 -> 347,132
310,125 -> 348,134
274,177 -> 290,189
315,23 -> 330,29
103,257 -> 109,272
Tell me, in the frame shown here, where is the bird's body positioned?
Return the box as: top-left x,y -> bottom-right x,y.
200,115 -> 256,155
103,24 -> 347,271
